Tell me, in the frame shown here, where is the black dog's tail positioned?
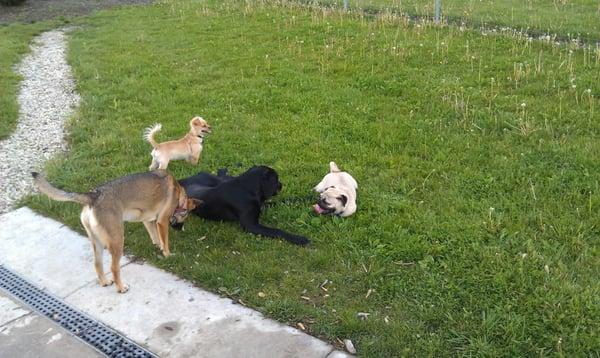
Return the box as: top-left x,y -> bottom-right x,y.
241,222 -> 310,246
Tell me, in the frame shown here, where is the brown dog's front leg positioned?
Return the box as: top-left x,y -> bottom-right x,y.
156,220 -> 171,257
143,221 -> 161,249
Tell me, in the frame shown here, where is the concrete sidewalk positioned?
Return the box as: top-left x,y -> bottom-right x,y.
0,207 -> 351,357
0,291 -> 103,357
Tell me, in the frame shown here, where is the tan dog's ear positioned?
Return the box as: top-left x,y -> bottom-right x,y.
187,198 -> 203,210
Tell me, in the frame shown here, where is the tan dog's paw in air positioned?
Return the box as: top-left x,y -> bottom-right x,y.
145,116 -> 211,170
314,161 -> 358,217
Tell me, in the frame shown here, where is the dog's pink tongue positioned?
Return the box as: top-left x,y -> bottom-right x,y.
313,204 -> 324,214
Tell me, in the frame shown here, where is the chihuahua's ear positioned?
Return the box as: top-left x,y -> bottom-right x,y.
187,198 -> 203,210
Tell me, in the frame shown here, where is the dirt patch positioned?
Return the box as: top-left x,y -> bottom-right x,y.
0,0 -> 153,24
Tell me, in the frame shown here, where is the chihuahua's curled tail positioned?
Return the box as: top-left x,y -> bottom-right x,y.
144,124 -> 162,149
32,172 -> 97,205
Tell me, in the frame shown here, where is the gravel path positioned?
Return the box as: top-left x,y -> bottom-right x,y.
0,29 -> 79,214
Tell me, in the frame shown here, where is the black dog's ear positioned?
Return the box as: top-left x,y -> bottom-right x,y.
259,167 -> 280,198
338,195 -> 348,206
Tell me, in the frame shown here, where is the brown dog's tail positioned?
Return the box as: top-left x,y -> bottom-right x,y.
144,123 -> 162,148
32,172 -> 94,205
329,161 -> 341,173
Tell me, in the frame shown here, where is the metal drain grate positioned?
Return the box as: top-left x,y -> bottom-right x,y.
0,265 -> 157,358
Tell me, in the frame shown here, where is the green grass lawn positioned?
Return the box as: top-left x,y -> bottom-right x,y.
0,22 -> 59,139
322,0 -> 600,42
20,0 -> 600,356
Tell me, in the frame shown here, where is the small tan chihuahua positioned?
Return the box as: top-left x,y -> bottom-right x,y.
145,116 -> 211,170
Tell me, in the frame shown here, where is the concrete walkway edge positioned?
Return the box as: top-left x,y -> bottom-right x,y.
0,207 -> 351,357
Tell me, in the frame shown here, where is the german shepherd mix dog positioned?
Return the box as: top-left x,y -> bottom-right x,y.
32,170 -> 199,293
179,166 -> 310,246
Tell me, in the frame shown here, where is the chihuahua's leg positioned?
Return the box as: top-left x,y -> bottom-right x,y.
188,153 -> 200,165
157,158 -> 169,170
143,220 -> 162,249
149,156 -> 160,171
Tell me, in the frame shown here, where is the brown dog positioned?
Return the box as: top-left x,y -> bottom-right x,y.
145,116 -> 211,170
32,170 -> 199,293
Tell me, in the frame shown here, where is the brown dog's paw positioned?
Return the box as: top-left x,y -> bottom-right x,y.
117,284 -> 130,294
99,278 -> 114,287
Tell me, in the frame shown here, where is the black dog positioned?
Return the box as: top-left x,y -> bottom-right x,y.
179,166 -> 310,245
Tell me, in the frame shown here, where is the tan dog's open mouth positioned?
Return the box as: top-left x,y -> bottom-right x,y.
313,203 -> 334,215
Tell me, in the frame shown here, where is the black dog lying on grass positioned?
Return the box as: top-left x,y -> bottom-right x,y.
179,166 -> 310,246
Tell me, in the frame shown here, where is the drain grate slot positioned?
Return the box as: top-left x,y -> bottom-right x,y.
0,265 -> 157,358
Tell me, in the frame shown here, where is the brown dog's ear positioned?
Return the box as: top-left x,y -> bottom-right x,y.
186,198 -> 203,210
178,195 -> 187,209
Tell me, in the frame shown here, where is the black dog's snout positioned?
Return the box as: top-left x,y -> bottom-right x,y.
169,215 -> 185,231
170,221 -> 184,231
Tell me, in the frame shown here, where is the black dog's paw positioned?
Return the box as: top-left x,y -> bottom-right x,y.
217,168 -> 229,177
290,235 -> 311,246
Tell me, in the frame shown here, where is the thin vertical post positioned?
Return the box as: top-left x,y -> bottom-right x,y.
434,0 -> 441,23
343,0 -> 349,11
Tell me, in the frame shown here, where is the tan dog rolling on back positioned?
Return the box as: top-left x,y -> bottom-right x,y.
313,162 -> 358,217
32,170 -> 199,293
145,116 -> 211,170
